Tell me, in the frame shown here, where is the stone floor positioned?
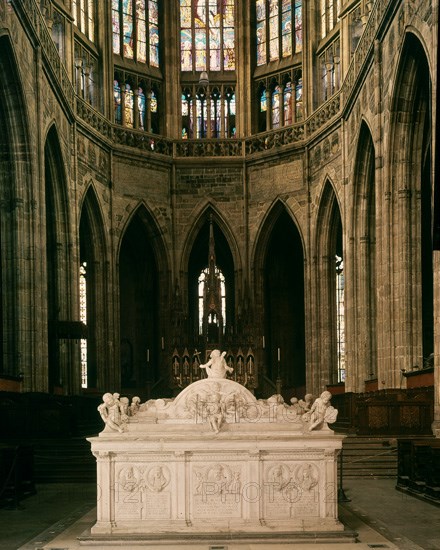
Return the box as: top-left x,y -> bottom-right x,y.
0,479 -> 439,550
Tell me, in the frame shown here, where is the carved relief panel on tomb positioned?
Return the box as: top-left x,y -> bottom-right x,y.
115,463 -> 172,520
264,462 -> 320,519
191,462 -> 243,519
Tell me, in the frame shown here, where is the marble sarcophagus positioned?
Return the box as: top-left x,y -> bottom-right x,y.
86,359 -> 350,544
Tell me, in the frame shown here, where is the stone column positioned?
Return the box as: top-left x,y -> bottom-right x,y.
433,252 -> 440,437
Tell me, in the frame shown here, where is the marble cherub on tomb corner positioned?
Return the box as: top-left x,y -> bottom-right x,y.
97,392 -> 127,433
199,349 -> 233,379
305,390 -> 338,431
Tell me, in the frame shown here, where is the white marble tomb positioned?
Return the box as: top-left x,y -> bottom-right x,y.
86,358 -> 348,543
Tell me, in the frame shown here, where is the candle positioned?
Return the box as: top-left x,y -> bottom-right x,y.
147,349 -> 150,362
161,337 -> 164,350
262,335 -> 265,349
277,348 -> 280,361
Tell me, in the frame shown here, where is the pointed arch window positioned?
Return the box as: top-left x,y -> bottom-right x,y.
72,0 -> 95,42
112,0 -> 160,66
198,267 -> 226,335
335,254 -> 345,382
180,0 -> 235,72
79,261 -> 88,388
256,0 -> 302,66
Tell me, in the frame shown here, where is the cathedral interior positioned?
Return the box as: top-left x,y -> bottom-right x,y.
0,0 -> 439,514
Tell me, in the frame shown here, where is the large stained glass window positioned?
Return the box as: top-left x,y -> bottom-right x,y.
72,0 -> 95,41
180,0 -> 235,72
256,0 -> 302,66
112,0 -> 159,66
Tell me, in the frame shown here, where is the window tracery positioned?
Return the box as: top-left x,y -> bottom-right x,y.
75,43 -> 98,108
257,69 -> 302,132
114,73 -> 160,132
320,0 -> 340,38
72,0 -> 95,41
318,38 -> 340,103
181,85 -> 235,139
112,0 -> 159,66
256,0 -> 302,66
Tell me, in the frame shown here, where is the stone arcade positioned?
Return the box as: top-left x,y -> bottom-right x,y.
85,357 -> 352,545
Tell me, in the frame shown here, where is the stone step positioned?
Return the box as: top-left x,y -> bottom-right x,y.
340,436 -> 398,478
32,437 -> 96,483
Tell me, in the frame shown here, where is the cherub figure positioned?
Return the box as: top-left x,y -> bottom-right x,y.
206,391 -> 225,434
289,397 -> 303,414
98,392 -> 125,433
119,396 -> 130,422
307,391 -> 338,431
298,393 -> 314,413
130,396 -> 141,416
200,349 -> 233,379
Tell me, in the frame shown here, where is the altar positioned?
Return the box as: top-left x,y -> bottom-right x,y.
85,356 -> 353,545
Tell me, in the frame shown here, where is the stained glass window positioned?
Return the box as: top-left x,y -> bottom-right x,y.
138,87 -> 146,129
256,0 -> 302,66
272,85 -> 281,128
198,268 -> 226,335
124,83 -> 134,127
182,90 -> 193,138
225,89 -> 236,137
113,0 -> 159,66
295,74 -> 303,120
335,254 -> 345,382
114,80 -> 122,124
72,0 -> 95,41
283,81 -> 292,125
180,0 -> 235,72
181,85 -> 235,138
260,88 -> 267,112
79,262 -> 87,388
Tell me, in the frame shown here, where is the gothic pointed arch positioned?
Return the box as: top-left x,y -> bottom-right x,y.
0,36 -> 33,384
184,206 -> 237,352
386,32 -> 433,384
79,185 -> 109,390
118,203 -> 169,394
45,124 -> 75,393
253,200 -> 306,399
313,179 -> 344,393
348,120 -> 376,391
